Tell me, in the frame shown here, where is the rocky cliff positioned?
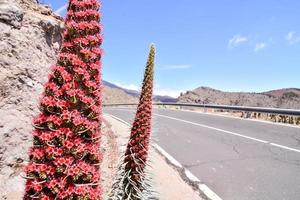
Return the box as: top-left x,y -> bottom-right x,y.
0,1 -> 141,197
0,0 -> 64,198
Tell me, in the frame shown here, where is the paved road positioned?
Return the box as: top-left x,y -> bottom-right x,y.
104,108 -> 300,200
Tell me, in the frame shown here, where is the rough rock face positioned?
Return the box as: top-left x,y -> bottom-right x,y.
0,0 -> 64,198
178,86 -> 300,109
0,0 -> 24,28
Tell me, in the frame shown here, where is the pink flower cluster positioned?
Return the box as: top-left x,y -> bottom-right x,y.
23,0 -> 103,199
33,114 -> 63,127
65,88 -> 96,105
80,48 -> 102,60
63,34 -> 103,48
68,9 -> 100,20
58,186 -> 101,200
123,46 -> 155,186
40,96 -> 70,111
25,163 -> 56,176
70,0 -> 100,10
59,53 -> 86,67
25,179 -> 101,199
51,65 -> 72,81
66,20 -> 101,32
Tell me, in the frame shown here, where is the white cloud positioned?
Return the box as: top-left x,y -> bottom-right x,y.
112,82 -> 182,98
285,31 -> 300,45
114,83 -> 140,91
286,32 -> 294,40
154,85 -> 183,98
161,64 -> 192,70
55,4 -> 67,15
228,35 -> 249,48
254,42 -> 267,51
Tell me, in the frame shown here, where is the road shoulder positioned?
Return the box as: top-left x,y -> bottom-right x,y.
104,114 -> 205,200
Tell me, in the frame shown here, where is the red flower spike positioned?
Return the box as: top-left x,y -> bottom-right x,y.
109,45 -> 155,198
124,45 -> 155,171
23,0 -> 103,199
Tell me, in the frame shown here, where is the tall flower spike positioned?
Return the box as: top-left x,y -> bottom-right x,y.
108,44 -> 156,200
124,44 -> 155,181
23,0 -> 103,199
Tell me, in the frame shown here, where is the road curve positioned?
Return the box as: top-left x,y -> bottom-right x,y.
104,107 -> 300,200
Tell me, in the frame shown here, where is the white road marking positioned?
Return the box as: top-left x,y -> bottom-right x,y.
152,143 -> 183,168
105,108 -> 300,154
154,113 -> 270,144
184,169 -> 201,183
155,113 -> 300,154
105,113 -> 223,200
269,143 -> 300,153
106,113 -> 131,126
154,143 -> 223,200
161,107 -> 300,129
106,106 -> 300,129
199,184 -> 223,200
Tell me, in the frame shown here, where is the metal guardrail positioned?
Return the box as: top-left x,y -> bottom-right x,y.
103,103 -> 300,116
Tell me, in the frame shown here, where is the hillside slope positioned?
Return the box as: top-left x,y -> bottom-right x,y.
103,81 -> 177,103
178,87 -> 300,109
103,85 -> 138,104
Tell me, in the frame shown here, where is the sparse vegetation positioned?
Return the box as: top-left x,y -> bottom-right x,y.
178,87 -> 300,109
282,92 -> 299,99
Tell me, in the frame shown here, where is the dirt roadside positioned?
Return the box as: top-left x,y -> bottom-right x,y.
3,115 -> 203,200
104,114 -> 204,200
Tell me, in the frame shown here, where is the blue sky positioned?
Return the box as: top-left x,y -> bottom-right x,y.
42,0 -> 300,97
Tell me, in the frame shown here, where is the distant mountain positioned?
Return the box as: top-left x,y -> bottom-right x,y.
103,81 -> 138,104
103,81 -> 177,103
178,87 -> 300,109
153,95 -> 177,103
262,88 -> 300,98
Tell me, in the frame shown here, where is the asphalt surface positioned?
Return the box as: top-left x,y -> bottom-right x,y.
104,108 -> 300,200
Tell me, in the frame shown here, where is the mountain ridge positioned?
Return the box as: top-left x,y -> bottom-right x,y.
104,81 -> 300,109
103,81 -> 177,103
178,86 -> 300,109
